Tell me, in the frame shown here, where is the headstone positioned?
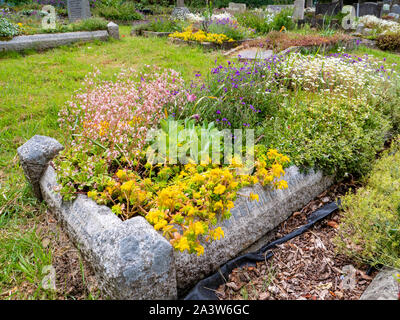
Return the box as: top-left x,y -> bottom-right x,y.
67,0 -> 91,23
391,3 -> 400,14
383,3 -> 390,14
358,2 -> 382,17
388,12 -> 400,18
107,22 -> 119,40
293,0 -> 305,20
228,2 -> 247,13
171,0 -> 190,19
266,4 -> 294,13
306,0 -> 313,8
315,1 -> 342,16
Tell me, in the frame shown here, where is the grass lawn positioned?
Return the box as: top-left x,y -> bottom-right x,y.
0,26 -> 224,299
1,24 -> 399,299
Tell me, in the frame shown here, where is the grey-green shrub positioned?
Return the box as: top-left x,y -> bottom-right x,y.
0,17 -> 20,39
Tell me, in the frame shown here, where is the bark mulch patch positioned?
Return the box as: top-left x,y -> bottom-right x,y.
216,178 -> 377,300
39,212 -> 101,300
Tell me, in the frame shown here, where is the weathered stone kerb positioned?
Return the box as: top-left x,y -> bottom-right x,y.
0,30 -> 109,52
19,135 -> 334,298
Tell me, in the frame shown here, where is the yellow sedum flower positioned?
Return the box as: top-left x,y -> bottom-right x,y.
214,184 -> 226,195
213,227 -> 225,240
175,237 -> 190,252
250,192 -> 259,202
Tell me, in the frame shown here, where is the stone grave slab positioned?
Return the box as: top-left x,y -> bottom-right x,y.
67,0 -> 91,22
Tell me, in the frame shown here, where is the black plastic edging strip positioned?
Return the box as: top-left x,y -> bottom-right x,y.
184,200 -> 340,300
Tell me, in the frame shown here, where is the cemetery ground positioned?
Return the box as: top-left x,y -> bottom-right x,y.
0,26 -> 223,299
2,26 -> 400,300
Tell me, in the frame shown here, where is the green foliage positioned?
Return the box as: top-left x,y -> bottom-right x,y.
55,147 -> 112,201
42,17 -> 108,33
234,11 -> 273,34
376,32 -> 400,52
147,117 -> 224,164
270,8 -> 295,31
207,20 -> 254,40
0,17 -> 20,39
94,2 -> 144,21
234,8 -> 295,35
335,137 -> 400,269
3,0 -> 30,5
134,17 -> 188,33
262,94 -> 391,177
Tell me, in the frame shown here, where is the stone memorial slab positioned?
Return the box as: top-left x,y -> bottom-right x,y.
172,0 -> 190,19
315,1 -> 342,16
234,48 -> 273,61
228,2 -> 246,13
293,0 -> 305,20
266,4 -> 294,13
383,3 -> 390,14
392,3 -> 400,14
358,2 -> 382,17
67,0 -> 91,22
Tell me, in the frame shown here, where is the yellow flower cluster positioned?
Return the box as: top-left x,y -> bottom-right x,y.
88,148 -> 290,255
88,169 -> 152,219
169,25 -> 234,44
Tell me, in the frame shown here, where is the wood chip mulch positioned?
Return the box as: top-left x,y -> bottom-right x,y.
216,178 -> 377,300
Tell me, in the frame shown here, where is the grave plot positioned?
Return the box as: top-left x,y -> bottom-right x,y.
3,0 -> 400,302
17,44 -> 400,299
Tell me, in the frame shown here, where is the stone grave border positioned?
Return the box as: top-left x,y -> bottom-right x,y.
18,135 -> 334,299
0,22 -> 119,52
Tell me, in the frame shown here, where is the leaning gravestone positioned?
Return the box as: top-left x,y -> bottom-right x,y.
315,0 -> 342,16
293,0 -> 305,20
358,2 -> 382,17
67,0 -> 91,22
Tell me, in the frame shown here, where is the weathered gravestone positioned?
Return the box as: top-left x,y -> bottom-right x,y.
293,0 -> 305,20
391,3 -> 400,14
171,0 -> 190,19
358,2 -> 382,17
228,2 -> 247,13
67,0 -> 91,22
382,3 -> 391,15
315,1 -> 342,16
306,0 -> 313,8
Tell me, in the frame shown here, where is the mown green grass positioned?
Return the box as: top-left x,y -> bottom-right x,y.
0,25 -> 224,299
352,46 -> 400,73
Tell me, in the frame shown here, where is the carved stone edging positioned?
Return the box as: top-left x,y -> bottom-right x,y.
360,267 -> 400,300
0,24 -> 120,52
175,166 -> 334,292
18,135 -> 334,298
